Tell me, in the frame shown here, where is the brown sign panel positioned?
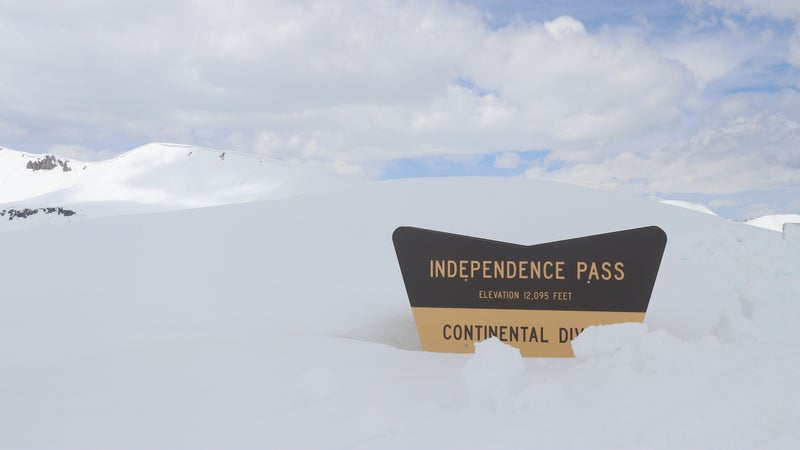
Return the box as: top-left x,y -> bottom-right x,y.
392,226 -> 667,357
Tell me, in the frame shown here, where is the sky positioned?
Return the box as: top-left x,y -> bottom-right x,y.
0,0 -> 798,218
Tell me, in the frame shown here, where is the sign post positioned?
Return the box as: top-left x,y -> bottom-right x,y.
393,226 -> 667,357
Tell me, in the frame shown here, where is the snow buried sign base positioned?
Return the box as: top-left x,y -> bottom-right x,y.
392,226 -> 667,357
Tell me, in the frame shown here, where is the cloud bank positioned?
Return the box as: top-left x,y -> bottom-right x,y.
0,0 -> 798,215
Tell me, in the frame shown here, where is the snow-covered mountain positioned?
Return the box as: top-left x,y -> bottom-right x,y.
0,142 -> 359,229
1,176 -> 797,449
3,143 -> 795,235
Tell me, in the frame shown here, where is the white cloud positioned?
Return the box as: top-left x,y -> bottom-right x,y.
0,0 -> 798,210
0,1 -> 694,160
681,1 -> 800,71
661,33 -> 759,86
493,151 -> 521,169
697,0 -> 800,21
791,25 -> 800,67
45,145 -> 117,162
465,22 -> 694,143
544,16 -> 587,39
525,108 -> 800,195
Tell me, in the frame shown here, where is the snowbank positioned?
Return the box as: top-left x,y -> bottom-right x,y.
0,177 -> 797,449
746,214 -> 800,233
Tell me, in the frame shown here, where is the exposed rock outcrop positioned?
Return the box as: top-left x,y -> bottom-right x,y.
25,155 -> 72,172
0,207 -> 76,221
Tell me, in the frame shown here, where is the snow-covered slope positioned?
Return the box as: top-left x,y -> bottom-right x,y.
660,199 -> 717,216
0,143 -> 357,230
1,177 -> 797,449
747,214 -> 800,232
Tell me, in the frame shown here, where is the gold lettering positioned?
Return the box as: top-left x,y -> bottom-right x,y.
588,262 -> 600,280
530,261 -> 541,279
431,259 -> 619,281
470,260 -> 481,278
614,262 -> 625,280
447,260 -> 458,278
506,261 -> 517,278
434,260 -> 446,277
518,260 -> 528,279
494,260 -> 504,278
543,261 -> 554,279
601,261 -> 612,281
555,261 -> 565,280
576,261 -> 588,280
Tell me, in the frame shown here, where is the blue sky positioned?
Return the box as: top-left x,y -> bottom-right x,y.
1,0 -> 799,217
463,0 -> 686,30
382,150 -> 549,179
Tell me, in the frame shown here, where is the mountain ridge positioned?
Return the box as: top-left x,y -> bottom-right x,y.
0,142 -> 360,230
2,142 -> 797,233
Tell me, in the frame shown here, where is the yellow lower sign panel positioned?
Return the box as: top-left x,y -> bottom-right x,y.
411,307 -> 645,357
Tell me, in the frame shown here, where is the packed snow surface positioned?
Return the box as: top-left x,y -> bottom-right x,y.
746,214 -> 800,232
1,177 -> 798,449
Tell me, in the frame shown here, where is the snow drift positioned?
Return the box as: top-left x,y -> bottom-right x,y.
746,214 -> 800,233
1,177 -> 798,449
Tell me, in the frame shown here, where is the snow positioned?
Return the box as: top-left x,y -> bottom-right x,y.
0,176 -> 798,449
462,338 -> 524,412
746,214 -> 800,233
660,199 -> 718,216
570,322 -> 649,359
0,143 -> 358,231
